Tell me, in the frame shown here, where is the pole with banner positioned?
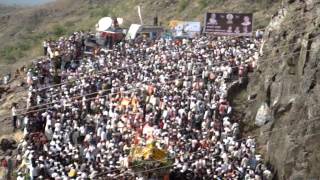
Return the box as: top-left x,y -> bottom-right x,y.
137,5 -> 143,25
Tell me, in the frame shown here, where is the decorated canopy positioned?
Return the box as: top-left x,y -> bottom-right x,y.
129,141 -> 172,177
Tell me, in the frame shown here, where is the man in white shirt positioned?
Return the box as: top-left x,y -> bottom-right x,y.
43,40 -> 48,56
17,172 -> 25,180
29,163 -> 39,180
12,103 -> 17,131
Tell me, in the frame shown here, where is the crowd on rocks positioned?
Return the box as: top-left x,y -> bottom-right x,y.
14,32 -> 273,180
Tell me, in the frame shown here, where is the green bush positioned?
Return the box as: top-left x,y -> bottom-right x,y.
0,46 -> 18,64
199,0 -> 208,9
199,0 -> 224,9
53,25 -> 67,37
101,7 -> 111,17
90,8 -> 102,17
17,42 -> 31,51
65,21 -> 75,28
89,6 -> 112,18
0,38 -> 33,64
179,0 -> 189,12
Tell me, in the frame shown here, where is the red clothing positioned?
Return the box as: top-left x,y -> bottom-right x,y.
239,66 -> 245,76
1,159 -> 8,168
219,104 -> 227,115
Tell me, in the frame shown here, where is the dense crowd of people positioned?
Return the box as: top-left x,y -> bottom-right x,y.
14,31 -> 272,180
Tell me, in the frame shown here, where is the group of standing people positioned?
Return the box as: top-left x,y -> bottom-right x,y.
13,31 -> 272,180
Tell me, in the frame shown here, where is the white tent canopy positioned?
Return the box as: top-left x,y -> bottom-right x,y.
96,17 -> 124,32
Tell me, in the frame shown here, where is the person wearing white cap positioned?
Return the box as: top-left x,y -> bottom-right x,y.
17,172 -> 25,180
29,162 -> 39,180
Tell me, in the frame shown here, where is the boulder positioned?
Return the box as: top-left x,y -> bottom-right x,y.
0,138 -> 17,151
255,102 -> 273,126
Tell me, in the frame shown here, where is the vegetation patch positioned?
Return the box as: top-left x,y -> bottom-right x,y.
178,0 -> 190,12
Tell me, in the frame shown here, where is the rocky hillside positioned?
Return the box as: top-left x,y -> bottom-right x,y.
0,0 -> 281,75
233,0 -> 320,179
0,0 -> 89,74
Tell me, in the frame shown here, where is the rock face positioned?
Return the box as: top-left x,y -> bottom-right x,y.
242,0 -> 320,179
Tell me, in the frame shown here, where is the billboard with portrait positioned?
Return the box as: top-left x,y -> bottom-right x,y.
169,20 -> 201,38
204,13 -> 253,36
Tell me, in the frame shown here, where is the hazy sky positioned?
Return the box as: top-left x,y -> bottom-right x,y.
0,0 -> 55,6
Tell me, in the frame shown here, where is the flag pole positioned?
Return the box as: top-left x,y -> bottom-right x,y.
137,6 -> 143,25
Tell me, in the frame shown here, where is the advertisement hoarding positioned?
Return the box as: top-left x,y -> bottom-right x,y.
169,20 -> 201,38
204,13 -> 253,36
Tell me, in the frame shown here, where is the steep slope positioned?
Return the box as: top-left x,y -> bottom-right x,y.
0,0 -> 281,75
239,0 -> 320,179
0,0 -> 89,73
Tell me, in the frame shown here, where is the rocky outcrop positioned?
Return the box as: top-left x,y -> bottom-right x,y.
255,102 -> 273,127
242,0 -> 320,179
0,138 -> 17,152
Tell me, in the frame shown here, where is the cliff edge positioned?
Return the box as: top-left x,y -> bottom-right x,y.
242,0 -> 320,179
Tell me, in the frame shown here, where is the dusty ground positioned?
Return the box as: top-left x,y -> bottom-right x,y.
0,75 -> 27,136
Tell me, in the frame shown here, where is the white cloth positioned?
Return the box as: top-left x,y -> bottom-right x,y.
12,107 -> 17,116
